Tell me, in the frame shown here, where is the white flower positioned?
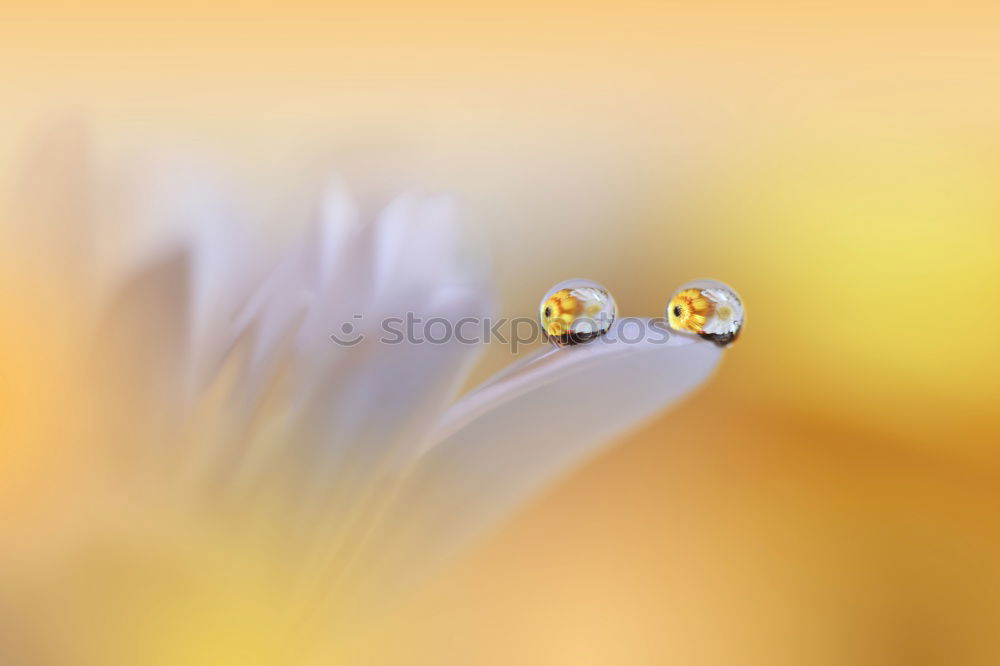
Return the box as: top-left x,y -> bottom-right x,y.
3,125 -> 725,661
701,287 -> 743,335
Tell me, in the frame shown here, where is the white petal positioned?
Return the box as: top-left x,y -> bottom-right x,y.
701,317 -> 726,335
231,182 -> 362,399
314,181 -> 362,290
372,193 -> 464,300
142,165 -> 264,400
357,318 -> 723,596
223,191 -> 494,513
282,285 -> 495,586
701,287 -> 728,304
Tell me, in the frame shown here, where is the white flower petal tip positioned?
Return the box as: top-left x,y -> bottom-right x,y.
368,319 -> 723,587
430,318 -> 721,447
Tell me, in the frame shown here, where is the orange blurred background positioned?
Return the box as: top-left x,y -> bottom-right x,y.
3,1 -> 1000,663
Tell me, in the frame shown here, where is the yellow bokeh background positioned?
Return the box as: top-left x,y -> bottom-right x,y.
3,1 -> 1000,663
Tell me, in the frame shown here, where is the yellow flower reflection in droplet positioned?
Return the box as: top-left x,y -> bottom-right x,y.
540,279 -> 616,346
666,279 -> 744,347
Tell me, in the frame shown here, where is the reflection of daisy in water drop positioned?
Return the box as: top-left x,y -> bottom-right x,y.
2,127 -> 724,665
666,281 -> 743,347
571,286 -> 608,312
568,286 -> 610,335
667,288 -> 711,333
540,281 -> 616,342
701,287 -> 743,336
542,289 -> 579,336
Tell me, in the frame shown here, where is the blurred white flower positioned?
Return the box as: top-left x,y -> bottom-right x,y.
701,287 -> 743,336
1,126 -> 723,664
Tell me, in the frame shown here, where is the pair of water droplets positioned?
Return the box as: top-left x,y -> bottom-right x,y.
539,278 -> 743,347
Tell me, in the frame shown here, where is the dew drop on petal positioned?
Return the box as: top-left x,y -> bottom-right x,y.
666,278 -> 744,347
539,278 -> 617,346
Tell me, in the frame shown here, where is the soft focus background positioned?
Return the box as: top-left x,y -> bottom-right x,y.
3,1 -> 1000,664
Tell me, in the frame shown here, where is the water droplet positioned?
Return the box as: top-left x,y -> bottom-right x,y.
666,279 -> 743,347
540,279 -> 617,346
